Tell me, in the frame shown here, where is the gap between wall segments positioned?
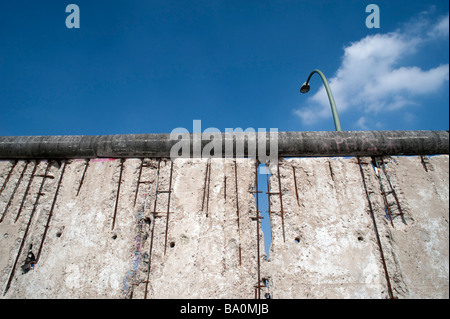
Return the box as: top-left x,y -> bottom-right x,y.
257,163 -> 272,261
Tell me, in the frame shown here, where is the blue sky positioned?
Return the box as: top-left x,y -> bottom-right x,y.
0,0 -> 448,136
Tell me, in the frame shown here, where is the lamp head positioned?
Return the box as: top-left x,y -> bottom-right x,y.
300,82 -> 310,94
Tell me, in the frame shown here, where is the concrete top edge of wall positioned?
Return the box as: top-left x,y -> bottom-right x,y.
0,130 -> 448,159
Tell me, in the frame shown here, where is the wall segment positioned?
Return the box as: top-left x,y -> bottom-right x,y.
0,158 -> 265,298
0,134 -> 448,299
263,155 -> 448,298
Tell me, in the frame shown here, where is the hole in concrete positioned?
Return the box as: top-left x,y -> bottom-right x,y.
170,241 -> 175,248
357,236 -> 364,242
21,248 -> 36,274
56,232 -> 62,238
144,217 -> 151,225
265,293 -> 271,299
111,233 -> 117,240
295,236 -> 300,244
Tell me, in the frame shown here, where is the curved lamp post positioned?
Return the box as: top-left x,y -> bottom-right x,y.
300,69 -> 342,131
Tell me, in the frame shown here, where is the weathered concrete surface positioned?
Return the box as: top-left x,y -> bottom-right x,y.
263,155 -> 448,299
0,155 -> 448,299
359,155 -> 449,298
0,158 -> 262,299
137,158 -> 261,299
263,157 -> 387,298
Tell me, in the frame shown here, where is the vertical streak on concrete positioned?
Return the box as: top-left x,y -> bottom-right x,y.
76,159 -> 89,197
380,160 -> 406,225
0,161 -> 28,223
234,160 -> 242,267
35,160 -> 67,264
3,161 -> 50,295
276,163 -> 286,243
358,157 -> 395,299
133,159 -> 144,207
144,159 -> 161,299
292,166 -> 300,207
224,176 -> 226,201
0,161 -> 17,196
372,158 -> 396,227
201,160 -> 210,215
163,161 -> 174,256
112,159 -> 125,230
15,161 -> 38,223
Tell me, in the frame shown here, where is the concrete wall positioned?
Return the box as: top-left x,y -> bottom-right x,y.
264,156 -> 449,299
0,155 -> 448,299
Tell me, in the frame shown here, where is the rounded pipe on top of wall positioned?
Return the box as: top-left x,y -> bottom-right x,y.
0,130 -> 448,159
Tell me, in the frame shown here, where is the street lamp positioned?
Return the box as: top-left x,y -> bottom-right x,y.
300,69 -> 342,131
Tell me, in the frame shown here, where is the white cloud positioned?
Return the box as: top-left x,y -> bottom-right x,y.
429,13 -> 449,37
356,116 -> 369,130
295,12 -> 449,129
